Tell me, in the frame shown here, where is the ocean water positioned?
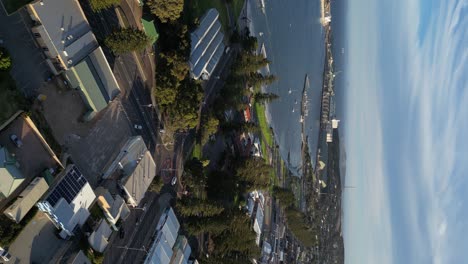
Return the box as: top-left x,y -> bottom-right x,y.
248,0 -> 346,176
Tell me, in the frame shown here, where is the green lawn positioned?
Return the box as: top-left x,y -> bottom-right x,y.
254,102 -> 274,147
185,0 -> 230,33
1,0 -> 32,14
0,72 -> 27,124
231,0 -> 245,23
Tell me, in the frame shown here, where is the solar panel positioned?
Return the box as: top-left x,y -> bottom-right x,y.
46,166 -> 88,207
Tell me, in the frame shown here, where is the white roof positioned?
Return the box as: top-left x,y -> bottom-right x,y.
88,220 -> 113,252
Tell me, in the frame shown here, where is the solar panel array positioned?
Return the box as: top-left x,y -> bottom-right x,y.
46,166 -> 88,207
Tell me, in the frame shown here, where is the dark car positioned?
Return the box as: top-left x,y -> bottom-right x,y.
119,228 -> 125,239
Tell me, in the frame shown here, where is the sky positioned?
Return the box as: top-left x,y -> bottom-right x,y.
342,0 -> 467,263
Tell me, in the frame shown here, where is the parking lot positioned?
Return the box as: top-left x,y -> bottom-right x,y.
66,97 -> 135,187
38,80 -> 94,145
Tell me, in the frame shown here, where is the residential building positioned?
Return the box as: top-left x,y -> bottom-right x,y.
0,111 -> 62,207
0,147 -> 24,200
27,0 -> 120,119
37,165 -> 96,239
88,220 -> 113,253
144,207 -> 194,264
3,177 -> 49,223
170,236 -> 192,264
95,187 -> 130,229
189,9 -> 225,80
102,136 -> 156,207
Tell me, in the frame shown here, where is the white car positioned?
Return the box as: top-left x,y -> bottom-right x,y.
134,124 -> 143,130
171,176 -> 177,186
0,247 -> 11,262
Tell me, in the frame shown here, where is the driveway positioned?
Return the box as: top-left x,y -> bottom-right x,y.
0,5 -> 50,98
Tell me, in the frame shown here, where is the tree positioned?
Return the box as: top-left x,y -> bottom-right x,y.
177,198 -> 224,217
148,175 -> 164,193
184,158 -> 207,189
147,0 -> 184,23
234,53 -> 270,75
212,210 -> 259,258
220,121 -> 259,134
254,92 -> 279,104
273,186 -> 295,208
185,215 -> 229,236
236,157 -> 272,191
246,72 -> 277,88
161,51 -> 189,81
104,28 -> 151,54
201,115 -> 219,145
242,35 -> 258,53
88,0 -> 120,12
0,48 -> 11,71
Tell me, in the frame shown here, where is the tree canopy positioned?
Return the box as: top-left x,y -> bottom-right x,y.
88,0 -> 120,12
273,186 -> 296,208
201,115 -> 219,145
254,92 -> 280,104
147,0 -> 184,23
236,157 -> 272,191
104,28 -> 151,54
0,49 -> 11,71
177,198 -> 224,217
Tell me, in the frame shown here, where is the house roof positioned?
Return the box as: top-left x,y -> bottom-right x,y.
121,150 -> 156,206
3,177 -> 49,223
190,9 -> 225,80
118,137 -> 156,206
141,18 -> 158,44
66,47 -> 120,113
0,147 -> 24,199
29,0 -> 98,67
88,220 -> 113,252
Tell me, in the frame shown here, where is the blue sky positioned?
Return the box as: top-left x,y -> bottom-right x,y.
343,0 -> 467,263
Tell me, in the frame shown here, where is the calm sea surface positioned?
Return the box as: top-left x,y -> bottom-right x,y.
248,0 -> 346,175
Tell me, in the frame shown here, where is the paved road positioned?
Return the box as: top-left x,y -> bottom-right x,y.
0,5 -> 50,97
78,0 -> 160,154
103,192 -> 173,264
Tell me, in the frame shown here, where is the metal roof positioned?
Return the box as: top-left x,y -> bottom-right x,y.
0,147 -> 24,199
66,47 -> 120,113
29,0 -> 98,67
3,177 -> 48,223
190,9 -> 225,80
118,137 -> 156,206
141,18 -> 158,43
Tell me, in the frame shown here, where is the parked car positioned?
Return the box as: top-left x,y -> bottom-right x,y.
119,228 -> 125,239
0,246 -> 11,262
134,124 -> 143,130
10,134 -> 23,148
171,176 -> 177,186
